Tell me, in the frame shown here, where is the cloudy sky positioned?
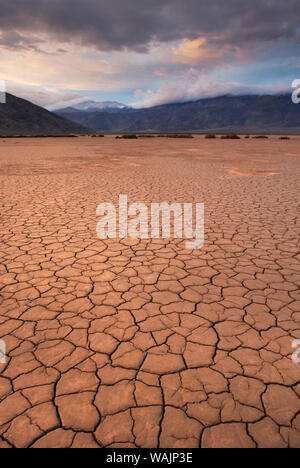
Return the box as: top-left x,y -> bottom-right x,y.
0,0 -> 299,109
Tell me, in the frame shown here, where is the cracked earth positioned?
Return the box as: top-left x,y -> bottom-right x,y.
0,135 -> 299,448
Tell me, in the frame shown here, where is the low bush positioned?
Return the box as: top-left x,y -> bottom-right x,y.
0,134 -> 79,138
205,134 -> 217,139
156,134 -> 194,138
168,134 -> 194,138
116,134 -> 138,139
221,134 -> 240,139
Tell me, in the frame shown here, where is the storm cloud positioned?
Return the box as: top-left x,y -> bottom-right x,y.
0,0 -> 300,52
1,1 -> 299,108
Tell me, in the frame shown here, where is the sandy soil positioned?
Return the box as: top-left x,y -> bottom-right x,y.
0,135 -> 299,448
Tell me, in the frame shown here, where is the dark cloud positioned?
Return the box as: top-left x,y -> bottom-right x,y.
0,0 -> 299,52
0,30 -> 45,52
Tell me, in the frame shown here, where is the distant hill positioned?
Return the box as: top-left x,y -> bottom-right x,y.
56,94 -> 300,134
0,93 -> 90,136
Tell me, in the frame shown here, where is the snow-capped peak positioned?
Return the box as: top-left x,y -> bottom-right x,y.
71,100 -> 127,111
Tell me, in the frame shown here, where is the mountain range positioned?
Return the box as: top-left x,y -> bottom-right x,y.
1,93 -> 300,136
56,94 -> 300,134
0,93 -> 89,136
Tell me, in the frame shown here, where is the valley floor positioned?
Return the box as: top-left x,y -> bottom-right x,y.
0,135 -> 299,448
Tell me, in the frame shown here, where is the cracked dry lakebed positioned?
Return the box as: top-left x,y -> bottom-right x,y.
0,135 -> 299,448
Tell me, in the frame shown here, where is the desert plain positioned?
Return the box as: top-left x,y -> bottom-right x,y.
0,135 -> 299,448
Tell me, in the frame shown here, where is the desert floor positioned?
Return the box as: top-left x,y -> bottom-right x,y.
0,135 -> 299,448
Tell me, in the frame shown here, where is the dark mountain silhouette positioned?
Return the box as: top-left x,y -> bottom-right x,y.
0,93 -> 90,136
56,95 -> 300,134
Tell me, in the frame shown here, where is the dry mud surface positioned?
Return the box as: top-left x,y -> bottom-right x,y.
0,135 -> 299,448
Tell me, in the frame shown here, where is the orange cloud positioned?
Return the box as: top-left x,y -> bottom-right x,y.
172,37 -> 224,64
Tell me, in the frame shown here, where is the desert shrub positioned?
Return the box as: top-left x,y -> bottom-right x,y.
205,134 -> 216,139
116,134 -> 138,139
245,135 -> 250,139
279,136 -> 290,140
0,134 -> 79,138
221,134 -> 240,139
252,135 -> 269,139
35,134 -> 78,138
155,134 -> 193,138
92,134 -> 105,137
167,134 -> 193,138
